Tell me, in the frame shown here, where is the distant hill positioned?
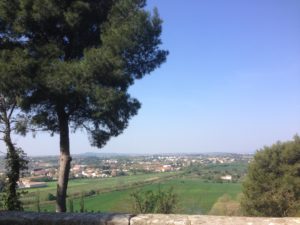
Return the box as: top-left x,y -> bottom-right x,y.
77,152 -> 133,158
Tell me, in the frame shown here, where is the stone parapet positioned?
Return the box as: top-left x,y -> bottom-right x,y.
0,211 -> 132,225
1,211 -> 300,225
131,214 -> 300,225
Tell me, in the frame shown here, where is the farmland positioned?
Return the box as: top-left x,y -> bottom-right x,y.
22,173 -> 177,204
23,172 -> 242,214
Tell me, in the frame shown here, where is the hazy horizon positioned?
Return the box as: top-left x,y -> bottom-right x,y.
5,149 -> 255,157
0,0 -> 299,156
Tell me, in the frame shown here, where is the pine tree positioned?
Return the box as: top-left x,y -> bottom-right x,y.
0,0 -> 168,212
241,135 -> 300,216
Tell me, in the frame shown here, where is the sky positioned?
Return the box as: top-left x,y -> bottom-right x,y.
2,0 -> 300,156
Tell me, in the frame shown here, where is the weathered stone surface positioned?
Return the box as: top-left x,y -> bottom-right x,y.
130,214 -> 300,225
0,211 -> 132,225
1,212 -> 300,225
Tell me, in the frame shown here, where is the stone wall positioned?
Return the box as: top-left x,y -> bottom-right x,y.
0,211 -> 300,225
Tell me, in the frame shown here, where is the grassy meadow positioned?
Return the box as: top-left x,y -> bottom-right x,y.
23,172 -> 242,214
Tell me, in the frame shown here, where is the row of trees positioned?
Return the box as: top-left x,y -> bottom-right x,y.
0,0 -> 168,212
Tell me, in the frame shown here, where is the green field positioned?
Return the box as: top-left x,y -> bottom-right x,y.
23,172 -> 179,208
24,173 -> 242,214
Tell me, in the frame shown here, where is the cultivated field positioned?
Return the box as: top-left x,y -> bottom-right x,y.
23,172 -> 241,214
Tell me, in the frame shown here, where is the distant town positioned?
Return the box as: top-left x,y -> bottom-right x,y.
0,152 -> 252,189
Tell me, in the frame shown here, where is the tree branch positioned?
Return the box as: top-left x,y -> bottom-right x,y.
8,101 -> 16,120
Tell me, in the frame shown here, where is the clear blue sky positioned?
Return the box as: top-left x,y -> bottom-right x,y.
5,0 -> 300,156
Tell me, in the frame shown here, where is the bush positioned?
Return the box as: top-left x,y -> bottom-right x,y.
46,193 -> 56,201
88,190 -> 96,196
209,194 -> 241,216
130,186 -> 178,214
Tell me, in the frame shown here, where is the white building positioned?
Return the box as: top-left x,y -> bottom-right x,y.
220,175 -> 232,181
18,181 -> 47,189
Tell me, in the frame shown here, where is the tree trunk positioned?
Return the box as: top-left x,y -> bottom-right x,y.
56,109 -> 72,212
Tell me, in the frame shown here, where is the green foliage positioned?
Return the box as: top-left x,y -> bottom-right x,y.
86,190 -> 96,197
241,135 -> 300,217
0,0 -> 168,211
0,97 -> 29,211
0,0 -> 168,148
130,186 -> 178,214
46,193 -> 56,201
1,147 -> 28,211
184,162 -> 247,183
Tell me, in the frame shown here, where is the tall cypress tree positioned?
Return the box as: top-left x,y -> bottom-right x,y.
0,0 -> 168,212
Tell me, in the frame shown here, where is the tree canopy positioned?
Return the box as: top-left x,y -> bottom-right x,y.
1,0 -> 167,147
241,135 -> 300,217
0,0 -> 168,212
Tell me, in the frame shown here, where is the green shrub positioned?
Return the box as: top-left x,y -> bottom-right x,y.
130,186 -> 178,214
209,194 -> 241,216
46,193 -> 56,201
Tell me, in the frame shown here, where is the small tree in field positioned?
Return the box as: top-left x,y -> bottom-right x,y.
241,135 -> 300,217
0,0 -> 168,212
